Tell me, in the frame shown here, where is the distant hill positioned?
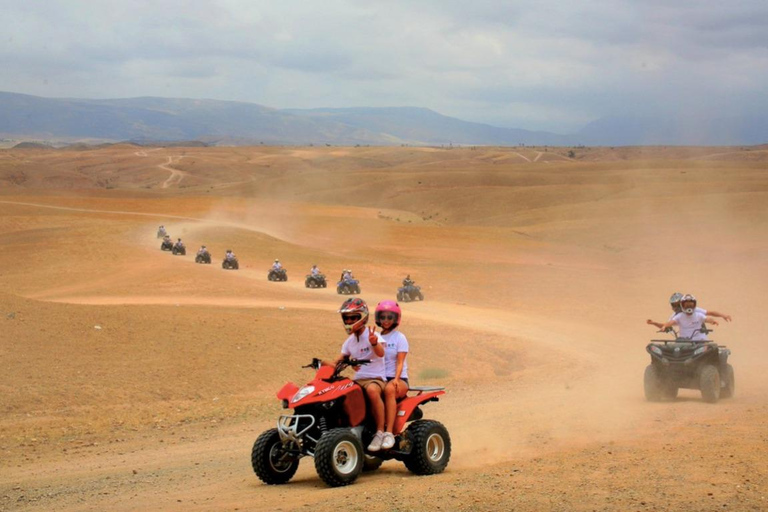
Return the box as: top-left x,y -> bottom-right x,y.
2,91 -> 766,146
280,107 -> 571,146
0,91 -> 568,147
577,114 -> 768,146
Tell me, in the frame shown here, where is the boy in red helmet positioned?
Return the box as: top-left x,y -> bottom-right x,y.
323,298 -> 388,451
375,300 -> 410,451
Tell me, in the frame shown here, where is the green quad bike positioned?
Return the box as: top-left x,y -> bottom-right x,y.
644,325 -> 734,403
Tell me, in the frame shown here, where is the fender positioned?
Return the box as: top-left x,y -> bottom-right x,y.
393,389 -> 444,434
276,382 -> 299,402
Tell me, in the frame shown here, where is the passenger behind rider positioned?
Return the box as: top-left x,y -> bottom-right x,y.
321,298 -> 387,452
375,300 -> 410,451
647,292 -> 733,329
659,294 -> 719,342
197,245 -> 208,255
225,249 -> 236,260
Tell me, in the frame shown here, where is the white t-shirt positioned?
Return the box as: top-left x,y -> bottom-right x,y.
341,330 -> 385,380
311,268 -> 320,275
672,311 -> 709,341
380,330 -> 409,379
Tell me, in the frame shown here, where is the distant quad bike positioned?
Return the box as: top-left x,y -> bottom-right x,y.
222,257 -> 239,270
398,284 -> 424,302
195,251 -> 211,264
156,227 -> 167,238
251,357 -> 450,487
337,277 -> 361,295
171,243 -> 186,256
160,239 -> 173,251
644,326 -> 734,403
268,268 -> 288,281
305,273 -> 327,288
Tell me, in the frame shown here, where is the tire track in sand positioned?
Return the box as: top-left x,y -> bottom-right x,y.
159,156 -> 186,188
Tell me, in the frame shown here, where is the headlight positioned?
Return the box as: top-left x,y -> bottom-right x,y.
650,346 -> 663,356
291,385 -> 315,403
693,345 -> 709,356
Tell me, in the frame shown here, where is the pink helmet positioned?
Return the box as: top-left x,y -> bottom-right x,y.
375,300 -> 402,328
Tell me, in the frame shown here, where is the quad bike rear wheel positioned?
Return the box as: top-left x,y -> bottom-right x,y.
720,363 -> 735,399
251,428 -> 300,485
403,420 -> 451,475
699,364 -> 721,403
314,428 -> 364,487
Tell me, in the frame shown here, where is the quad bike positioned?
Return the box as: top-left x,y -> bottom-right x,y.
160,239 -> 173,251
222,257 -> 239,270
337,277 -> 361,295
195,251 -> 211,264
268,268 -> 288,281
305,273 -> 327,288
251,357 -> 450,487
172,243 -> 186,256
644,325 -> 734,403
156,227 -> 167,238
398,284 -> 424,302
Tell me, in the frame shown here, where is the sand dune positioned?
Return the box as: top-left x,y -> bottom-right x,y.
1,145 -> 767,511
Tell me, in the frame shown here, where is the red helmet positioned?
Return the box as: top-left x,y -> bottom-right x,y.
339,298 -> 368,334
375,300 -> 401,328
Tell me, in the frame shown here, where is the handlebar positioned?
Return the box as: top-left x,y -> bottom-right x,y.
302,357 -> 371,374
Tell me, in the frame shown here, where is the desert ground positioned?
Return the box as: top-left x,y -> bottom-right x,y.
1,144 -> 767,511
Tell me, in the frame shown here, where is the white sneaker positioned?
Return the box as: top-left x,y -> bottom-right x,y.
367,431 -> 384,452
381,432 -> 396,450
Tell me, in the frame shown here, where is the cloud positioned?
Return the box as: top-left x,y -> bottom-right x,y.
1,0 -> 767,132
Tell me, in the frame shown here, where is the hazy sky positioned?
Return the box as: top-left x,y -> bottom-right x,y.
2,0 -> 767,132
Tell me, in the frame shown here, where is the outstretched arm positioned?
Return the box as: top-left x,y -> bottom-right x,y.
705,316 -> 719,326
706,310 -> 732,322
659,319 -> 678,332
647,319 -> 665,329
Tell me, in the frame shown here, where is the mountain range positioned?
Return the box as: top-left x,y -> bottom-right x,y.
1,91 -> 766,147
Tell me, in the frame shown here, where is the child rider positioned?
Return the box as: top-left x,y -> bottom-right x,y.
375,300 -> 410,451
322,298 -> 388,452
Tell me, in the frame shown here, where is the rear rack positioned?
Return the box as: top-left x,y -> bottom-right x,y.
408,386 -> 445,393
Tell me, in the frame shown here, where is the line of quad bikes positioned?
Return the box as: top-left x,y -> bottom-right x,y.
159,228 -> 425,301
157,228 -> 735,489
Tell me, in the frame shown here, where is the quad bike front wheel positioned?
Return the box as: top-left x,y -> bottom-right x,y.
314,428 -> 364,487
403,420 -> 451,475
643,364 -> 666,402
251,428 -> 300,485
720,364 -> 735,399
699,364 -> 721,403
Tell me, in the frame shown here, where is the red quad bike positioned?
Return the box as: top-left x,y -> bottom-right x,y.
251,357 -> 451,487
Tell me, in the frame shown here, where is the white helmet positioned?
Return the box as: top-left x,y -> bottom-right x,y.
680,294 -> 697,315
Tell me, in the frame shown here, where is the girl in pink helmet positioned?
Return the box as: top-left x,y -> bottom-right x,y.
375,300 -> 410,451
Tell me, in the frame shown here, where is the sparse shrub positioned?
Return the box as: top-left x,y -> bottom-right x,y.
419,368 -> 450,380
568,150 -> 576,158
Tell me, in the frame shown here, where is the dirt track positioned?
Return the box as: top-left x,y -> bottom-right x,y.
1,145 -> 767,511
